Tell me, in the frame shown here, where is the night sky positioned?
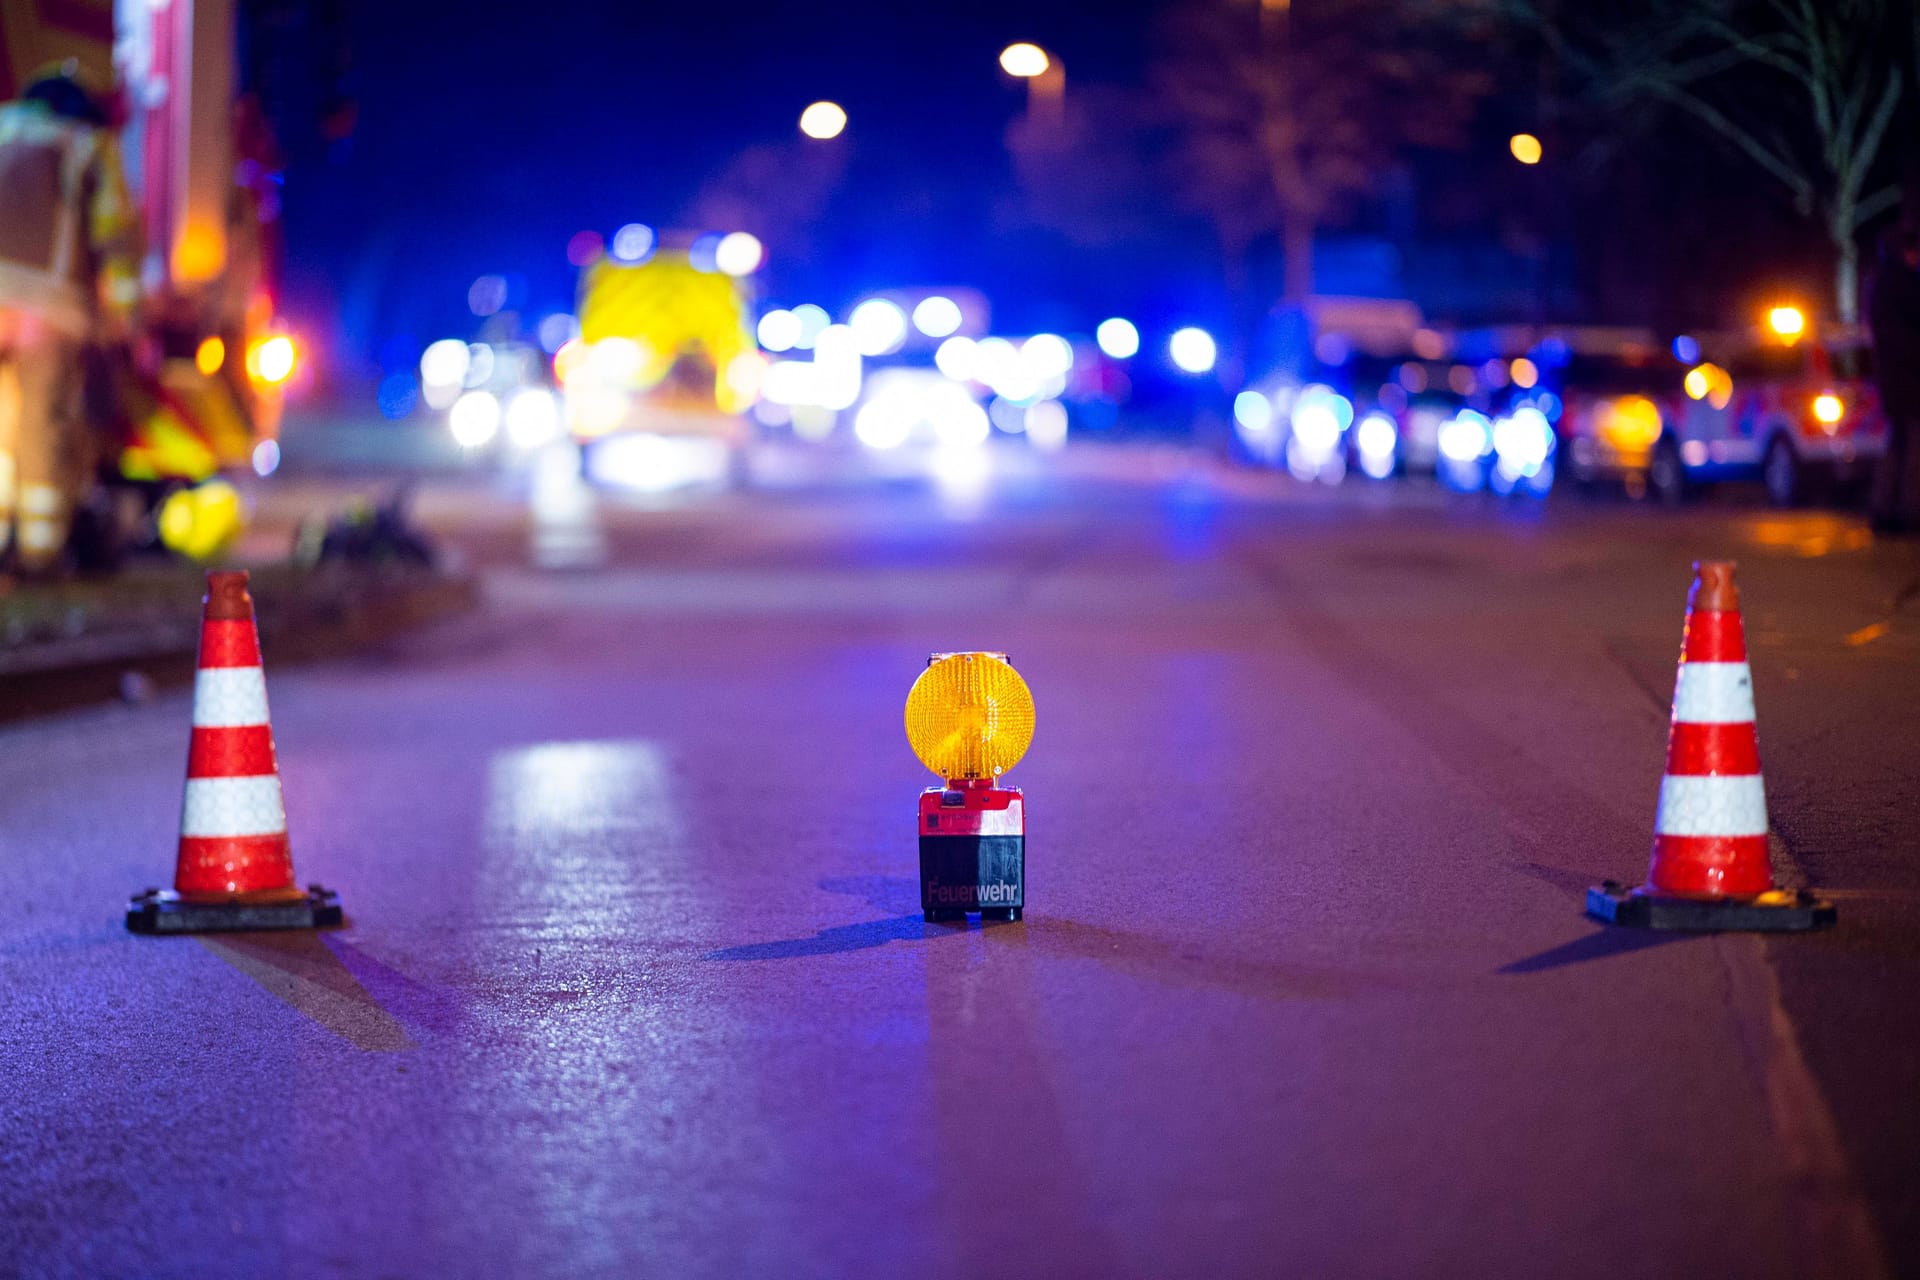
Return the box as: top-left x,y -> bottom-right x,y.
274,0 -> 1850,384
282,0 -> 1172,375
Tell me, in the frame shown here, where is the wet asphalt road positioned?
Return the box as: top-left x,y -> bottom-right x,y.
3,445 -> 1918,1278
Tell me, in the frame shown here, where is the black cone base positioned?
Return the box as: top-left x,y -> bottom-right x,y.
1586,880 -> 1835,932
127,885 -> 343,934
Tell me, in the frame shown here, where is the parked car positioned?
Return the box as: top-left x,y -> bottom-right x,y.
1554,351 -> 1684,497
1559,331 -> 1886,506
1651,333 -> 1885,506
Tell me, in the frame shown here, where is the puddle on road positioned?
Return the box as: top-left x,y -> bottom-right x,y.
1743,515 -> 1873,559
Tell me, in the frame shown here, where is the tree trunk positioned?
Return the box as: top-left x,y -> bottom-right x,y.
1833,203 -> 1860,325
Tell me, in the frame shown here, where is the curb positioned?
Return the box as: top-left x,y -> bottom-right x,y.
0,568 -> 480,725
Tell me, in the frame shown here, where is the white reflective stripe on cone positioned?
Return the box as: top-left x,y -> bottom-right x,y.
1655,774 -> 1768,837
1671,661 -> 1756,724
192,666 -> 271,727
181,775 -> 288,838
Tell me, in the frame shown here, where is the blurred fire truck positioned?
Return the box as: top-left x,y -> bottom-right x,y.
0,0 -> 299,566
558,234 -> 763,489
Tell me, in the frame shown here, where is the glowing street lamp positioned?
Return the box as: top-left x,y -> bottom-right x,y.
1767,305 -> 1807,343
713,231 -> 764,277
999,43 -> 1049,77
1000,42 -> 1064,124
1169,326 -> 1217,374
1096,317 -> 1139,359
799,101 -> 847,140
1509,133 -> 1542,165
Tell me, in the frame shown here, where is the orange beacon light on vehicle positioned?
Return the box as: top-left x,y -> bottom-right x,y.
905,652 -> 1033,923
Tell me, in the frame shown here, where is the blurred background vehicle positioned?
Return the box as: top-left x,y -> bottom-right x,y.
564,234 -> 758,491
1553,334 -> 1679,499
1555,314 -> 1887,507
1660,326 -> 1885,507
16,0 -> 1890,529
0,0 -> 302,569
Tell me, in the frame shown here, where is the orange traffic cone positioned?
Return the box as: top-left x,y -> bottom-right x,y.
127,571 -> 342,933
1588,561 -> 1833,931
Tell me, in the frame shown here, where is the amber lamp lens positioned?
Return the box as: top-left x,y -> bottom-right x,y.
904,652 -> 1035,781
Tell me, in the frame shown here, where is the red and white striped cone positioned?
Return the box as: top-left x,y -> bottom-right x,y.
1588,562 -> 1833,931
1646,561 -> 1770,896
127,572 -> 342,933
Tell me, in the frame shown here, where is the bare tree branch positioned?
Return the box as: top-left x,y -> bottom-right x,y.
1855,184 -> 1903,229
1845,71 -> 1905,207
1620,70 -> 1814,203
1153,0 -> 1493,305
1522,0 -> 1911,320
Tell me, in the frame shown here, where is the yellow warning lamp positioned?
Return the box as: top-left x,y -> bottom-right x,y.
906,652 -> 1032,922
905,651 -> 1035,783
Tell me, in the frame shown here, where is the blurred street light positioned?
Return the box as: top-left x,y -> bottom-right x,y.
912,296 -> 964,338
1767,304 -> 1807,342
1000,43 -> 1050,77
800,101 -> 847,140
420,338 -> 470,402
714,231 -> 764,276
934,335 -> 977,380
1169,327 -> 1217,374
505,389 -> 563,449
789,304 -> 831,349
1022,333 -> 1075,383
1095,317 -> 1139,359
849,298 -> 909,356
758,309 -> 801,352
450,389 -> 502,448
611,223 -> 655,262
1509,133 -> 1542,165
1000,42 -> 1064,125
